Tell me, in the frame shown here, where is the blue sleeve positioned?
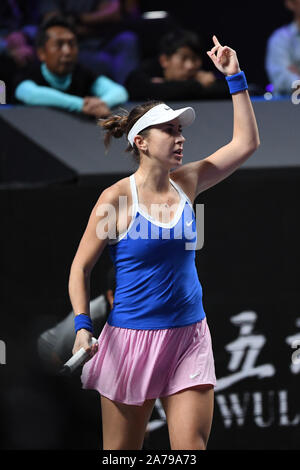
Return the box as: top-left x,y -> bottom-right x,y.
91,75 -> 129,108
15,80 -> 84,112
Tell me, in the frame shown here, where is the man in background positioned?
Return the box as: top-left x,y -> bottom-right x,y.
265,0 -> 300,95
37,264 -> 163,448
13,15 -> 128,118
38,0 -> 140,84
125,29 -> 229,101
37,266 -> 115,370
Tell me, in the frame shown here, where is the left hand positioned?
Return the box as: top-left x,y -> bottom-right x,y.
82,97 -> 111,118
207,35 -> 240,76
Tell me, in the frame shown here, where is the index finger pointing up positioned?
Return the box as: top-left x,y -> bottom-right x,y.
213,35 -> 222,47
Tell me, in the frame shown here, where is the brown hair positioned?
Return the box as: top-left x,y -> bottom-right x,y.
98,100 -> 164,163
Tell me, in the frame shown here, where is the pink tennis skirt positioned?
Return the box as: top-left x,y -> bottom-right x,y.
81,316 -> 216,406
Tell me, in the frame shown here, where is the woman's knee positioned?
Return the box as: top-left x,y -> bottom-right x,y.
170,431 -> 208,451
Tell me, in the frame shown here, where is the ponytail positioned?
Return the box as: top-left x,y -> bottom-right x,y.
98,112 -> 129,151
98,100 -> 164,162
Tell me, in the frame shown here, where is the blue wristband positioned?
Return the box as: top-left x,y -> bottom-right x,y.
74,314 -> 93,333
226,71 -> 248,94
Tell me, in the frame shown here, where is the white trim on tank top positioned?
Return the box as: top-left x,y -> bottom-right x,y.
108,173 -> 194,245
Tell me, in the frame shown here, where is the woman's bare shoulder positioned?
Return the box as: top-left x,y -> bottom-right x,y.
96,176 -> 131,206
170,167 -> 197,204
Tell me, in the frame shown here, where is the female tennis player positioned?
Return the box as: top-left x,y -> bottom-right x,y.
68,35 -> 260,450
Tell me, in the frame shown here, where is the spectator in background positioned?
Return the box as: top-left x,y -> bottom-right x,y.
38,0 -> 140,84
265,0 -> 300,95
37,264 -> 154,448
125,29 -> 230,101
13,16 -> 128,119
37,266 -> 116,370
0,0 -> 38,102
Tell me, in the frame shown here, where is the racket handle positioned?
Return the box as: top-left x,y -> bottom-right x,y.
60,337 -> 98,375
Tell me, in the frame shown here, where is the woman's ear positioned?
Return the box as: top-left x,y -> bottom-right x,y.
134,135 -> 147,152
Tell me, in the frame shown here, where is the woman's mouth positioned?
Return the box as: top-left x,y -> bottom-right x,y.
174,149 -> 183,159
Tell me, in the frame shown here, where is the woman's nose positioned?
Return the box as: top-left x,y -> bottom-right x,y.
176,133 -> 185,143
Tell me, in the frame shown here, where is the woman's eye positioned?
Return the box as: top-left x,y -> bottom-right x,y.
163,127 -> 182,135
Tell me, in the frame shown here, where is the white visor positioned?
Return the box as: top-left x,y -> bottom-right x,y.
127,103 -> 195,146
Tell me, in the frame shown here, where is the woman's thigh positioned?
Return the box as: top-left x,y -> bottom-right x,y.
160,385 -> 214,450
100,395 -> 156,450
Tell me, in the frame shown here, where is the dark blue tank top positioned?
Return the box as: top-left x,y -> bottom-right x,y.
107,173 -> 206,329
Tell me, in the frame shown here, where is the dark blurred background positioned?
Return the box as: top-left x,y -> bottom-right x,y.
139,0 -> 291,88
